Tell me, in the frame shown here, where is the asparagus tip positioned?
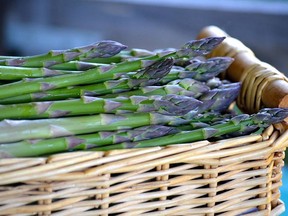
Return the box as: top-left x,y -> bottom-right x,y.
86,40 -> 127,58
177,37 -> 225,57
155,94 -> 202,116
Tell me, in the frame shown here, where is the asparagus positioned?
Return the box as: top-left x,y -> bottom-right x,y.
103,79 -> 241,114
184,57 -> 234,81
0,49 -> 150,62
90,108 -> 288,151
0,112 -> 202,143
0,56 -> 231,103
1,36 -> 280,158
0,57 -> 173,100
0,83 -> 241,143
0,94 -> 203,119
164,57 -> 233,83
0,125 -> 179,157
0,41 -> 127,67
1,106 -> 285,157
0,65 -> 84,80
0,37 -> 224,100
0,56 -> 232,81
199,83 -> 241,112
47,61 -> 105,71
0,50 -> 145,71
48,49 -> 154,70
85,48 -> 154,64
153,56 -> 232,85
0,78 -> 206,105
0,112 -> 233,157
0,58 -> 173,104
0,59 -> 106,74
102,78 -> 211,99
0,78 -> 240,108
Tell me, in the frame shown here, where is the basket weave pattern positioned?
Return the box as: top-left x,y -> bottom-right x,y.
1,26 -> 288,215
0,126 -> 287,215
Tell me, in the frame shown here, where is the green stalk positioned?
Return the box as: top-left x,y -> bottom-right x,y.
199,83 -> 241,112
50,48 -> 154,70
0,57 -> 173,100
2,108 -> 286,157
0,94 -> 203,119
0,112 -> 194,143
102,78 -> 211,99
0,37 -> 224,100
0,112 -> 253,158
0,125 -> 178,158
0,56 -> 228,103
84,48 -> 154,64
1,113 -> 229,157
184,57 -> 234,81
90,108 -> 288,151
48,61 -> 106,71
0,65 -> 84,80
0,41 -> 127,67
0,59 -> 173,104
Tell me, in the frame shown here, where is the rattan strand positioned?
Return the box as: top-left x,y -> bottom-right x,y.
0,127 -> 287,215
237,63 -> 288,113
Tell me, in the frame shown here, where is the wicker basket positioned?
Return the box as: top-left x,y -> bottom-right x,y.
1,26 -> 288,216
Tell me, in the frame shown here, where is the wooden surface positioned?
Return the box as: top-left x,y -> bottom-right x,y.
197,25 -> 288,113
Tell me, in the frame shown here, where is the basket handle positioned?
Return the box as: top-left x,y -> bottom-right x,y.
197,26 -> 288,114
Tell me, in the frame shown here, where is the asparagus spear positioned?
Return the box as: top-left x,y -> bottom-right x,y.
0,78 -> 207,105
0,112 -> 232,157
0,84 -> 240,143
103,79 -> 241,113
0,111 -> 202,143
0,56 -> 230,103
48,49 -> 154,70
0,49 -> 149,62
167,57 -> 233,82
0,37 -> 224,100
0,56 -> 232,81
0,65 -> 84,80
154,56 -> 232,85
0,94 -> 203,119
3,107 -> 284,158
0,49 -> 152,71
44,61 -> 105,71
0,125 -> 179,157
102,78 -> 211,99
184,57 -> 234,81
90,108 -> 288,151
0,56 -> 171,99
199,83 -> 241,112
0,40 -> 127,67
0,58 -> 173,104
84,48 -> 154,64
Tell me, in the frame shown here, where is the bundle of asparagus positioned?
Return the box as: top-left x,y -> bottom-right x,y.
0,37 -> 287,158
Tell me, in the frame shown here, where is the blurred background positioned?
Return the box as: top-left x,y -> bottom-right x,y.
0,0 -> 288,211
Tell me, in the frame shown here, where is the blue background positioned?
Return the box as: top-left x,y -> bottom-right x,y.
281,167 -> 288,215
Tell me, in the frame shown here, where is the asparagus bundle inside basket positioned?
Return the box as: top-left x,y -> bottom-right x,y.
0,37 -> 287,158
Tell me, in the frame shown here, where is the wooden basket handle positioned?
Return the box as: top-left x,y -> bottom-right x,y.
197,26 -> 288,114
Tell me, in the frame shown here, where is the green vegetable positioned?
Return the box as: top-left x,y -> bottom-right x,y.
0,40 -> 127,67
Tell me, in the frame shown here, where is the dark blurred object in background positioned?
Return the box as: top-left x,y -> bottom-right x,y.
0,0 -> 288,74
